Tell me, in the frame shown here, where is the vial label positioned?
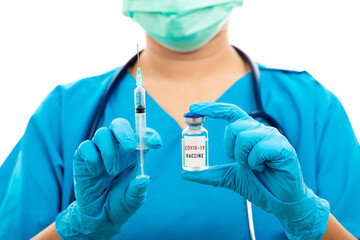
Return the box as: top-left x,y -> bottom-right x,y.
184,136 -> 206,168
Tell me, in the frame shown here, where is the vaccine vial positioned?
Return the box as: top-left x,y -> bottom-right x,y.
182,113 -> 209,171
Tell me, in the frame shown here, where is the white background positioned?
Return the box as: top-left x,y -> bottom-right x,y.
0,0 -> 359,165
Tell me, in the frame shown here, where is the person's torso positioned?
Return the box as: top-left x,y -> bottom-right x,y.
59,66 -> 319,239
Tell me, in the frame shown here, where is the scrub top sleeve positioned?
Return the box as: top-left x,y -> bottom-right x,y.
0,86 -> 64,239
313,81 -> 360,237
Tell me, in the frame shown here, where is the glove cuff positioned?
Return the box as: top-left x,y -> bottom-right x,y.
277,188 -> 330,240
55,194 -> 120,240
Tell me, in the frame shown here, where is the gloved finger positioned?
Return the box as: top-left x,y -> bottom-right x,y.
101,118 -> 137,176
182,164 -> 266,204
189,102 -> 248,123
247,135 -> 302,202
73,140 -> 113,206
74,140 -> 104,176
109,118 -> 137,152
92,127 -> 122,176
124,177 -> 150,211
224,118 -> 261,158
145,127 -> 162,149
234,127 -> 276,169
110,176 -> 150,223
248,133 -> 296,171
181,163 -> 239,188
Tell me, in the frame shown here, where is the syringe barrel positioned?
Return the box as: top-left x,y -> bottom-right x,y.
137,149 -> 147,177
135,112 -> 147,149
134,85 -> 148,178
135,111 -> 147,177
134,85 -> 147,148
134,86 -> 146,111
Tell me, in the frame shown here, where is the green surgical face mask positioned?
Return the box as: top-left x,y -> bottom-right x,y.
123,0 -> 243,52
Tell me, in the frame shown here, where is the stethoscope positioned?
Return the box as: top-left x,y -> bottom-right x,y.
72,46 -> 286,240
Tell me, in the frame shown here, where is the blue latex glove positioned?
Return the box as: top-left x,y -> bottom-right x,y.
56,118 -> 162,239
181,102 -> 330,240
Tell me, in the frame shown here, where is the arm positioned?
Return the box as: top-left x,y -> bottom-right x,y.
0,87 -> 63,239
32,203 -> 355,240
31,223 -> 60,240
322,214 -> 356,240
313,81 -> 360,238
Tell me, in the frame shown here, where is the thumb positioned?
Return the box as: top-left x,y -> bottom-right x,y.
108,175 -> 150,225
181,163 -> 240,190
124,177 -> 150,212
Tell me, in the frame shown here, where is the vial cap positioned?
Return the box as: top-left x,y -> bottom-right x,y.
183,113 -> 204,118
184,112 -> 205,125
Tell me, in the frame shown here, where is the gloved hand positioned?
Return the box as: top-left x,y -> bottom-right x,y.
181,102 -> 330,240
56,118 -> 162,239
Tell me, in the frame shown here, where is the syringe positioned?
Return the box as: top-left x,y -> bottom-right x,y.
134,44 -> 149,178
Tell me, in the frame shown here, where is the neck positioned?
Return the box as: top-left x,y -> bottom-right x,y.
130,25 -> 249,83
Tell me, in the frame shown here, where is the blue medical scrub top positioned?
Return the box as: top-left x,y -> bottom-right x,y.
0,64 -> 359,239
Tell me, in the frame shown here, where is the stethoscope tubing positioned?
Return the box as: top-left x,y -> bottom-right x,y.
85,47 -> 286,140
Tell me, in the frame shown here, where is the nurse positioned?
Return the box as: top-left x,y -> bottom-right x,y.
1,0 -> 359,239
